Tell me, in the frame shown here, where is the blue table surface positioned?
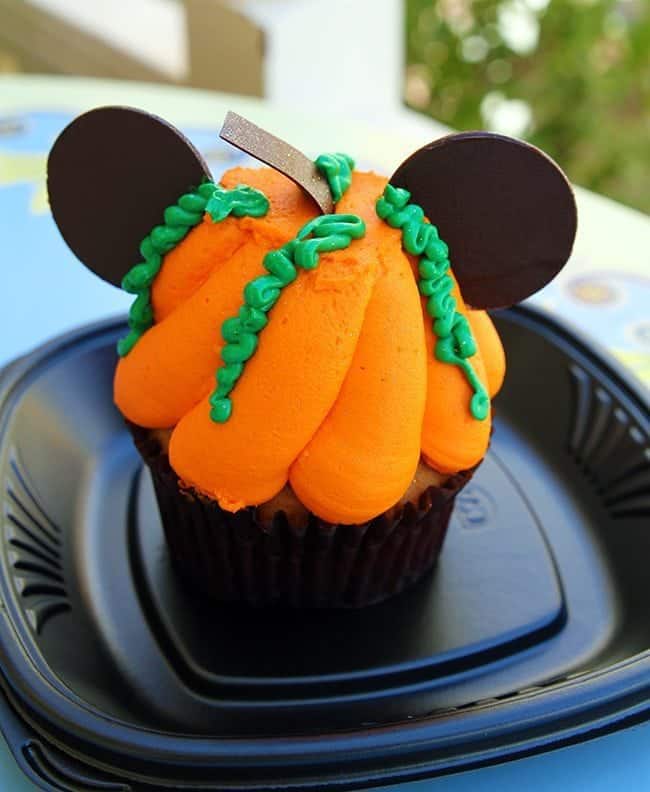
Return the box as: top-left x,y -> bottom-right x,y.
1,77 -> 650,790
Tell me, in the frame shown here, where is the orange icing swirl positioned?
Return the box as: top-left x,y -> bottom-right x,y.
114,167 -> 506,524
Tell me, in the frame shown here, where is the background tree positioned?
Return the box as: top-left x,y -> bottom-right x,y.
406,0 -> 650,213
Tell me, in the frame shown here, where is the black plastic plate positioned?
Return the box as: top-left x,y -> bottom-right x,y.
0,306 -> 648,790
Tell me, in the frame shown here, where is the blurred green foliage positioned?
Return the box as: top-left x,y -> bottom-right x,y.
405,0 -> 650,214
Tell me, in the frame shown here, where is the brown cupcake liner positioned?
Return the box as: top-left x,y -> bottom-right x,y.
130,424 -> 474,608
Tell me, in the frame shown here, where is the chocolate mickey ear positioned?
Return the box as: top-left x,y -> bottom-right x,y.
47,106 -> 211,287
390,132 -> 577,309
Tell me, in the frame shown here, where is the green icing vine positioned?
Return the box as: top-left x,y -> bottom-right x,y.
376,183 -> 490,421
315,153 -> 355,203
118,183 -> 269,357
209,213 -> 366,422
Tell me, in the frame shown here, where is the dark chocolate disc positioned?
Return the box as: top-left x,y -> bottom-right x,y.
391,132 -> 577,309
47,106 -> 211,287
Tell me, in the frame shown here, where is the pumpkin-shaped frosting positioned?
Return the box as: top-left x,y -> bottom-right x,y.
114,166 -> 505,524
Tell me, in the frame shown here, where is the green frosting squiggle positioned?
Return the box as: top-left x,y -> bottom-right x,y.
376,183 -> 489,421
118,183 -> 269,357
315,153 -> 355,203
209,213 -> 366,422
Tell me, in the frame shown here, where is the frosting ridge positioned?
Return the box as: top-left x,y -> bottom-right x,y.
210,213 -> 366,422
118,181 -> 269,356
376,183 -> 489,420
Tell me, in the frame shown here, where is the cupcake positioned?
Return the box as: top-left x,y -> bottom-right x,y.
47,108 -> 576,607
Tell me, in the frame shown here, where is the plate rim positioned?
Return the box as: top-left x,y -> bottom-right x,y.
0,306 -> 648,787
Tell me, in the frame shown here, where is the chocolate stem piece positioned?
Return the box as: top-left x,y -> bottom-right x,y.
220,111 -> 333,214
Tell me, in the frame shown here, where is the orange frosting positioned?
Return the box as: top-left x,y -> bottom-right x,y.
289,173 -> 426,523
468,310 -> 506,398
114,166 -> 506,524
113,169 -> 316,429
169,247 -> 377,510
420,276 -> 493,474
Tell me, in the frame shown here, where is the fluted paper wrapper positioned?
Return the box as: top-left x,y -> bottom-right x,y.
130,425 -> 474,608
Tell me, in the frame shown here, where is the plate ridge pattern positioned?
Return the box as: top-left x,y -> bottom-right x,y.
3,449 -> 70,632
568,364 -> 650,518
